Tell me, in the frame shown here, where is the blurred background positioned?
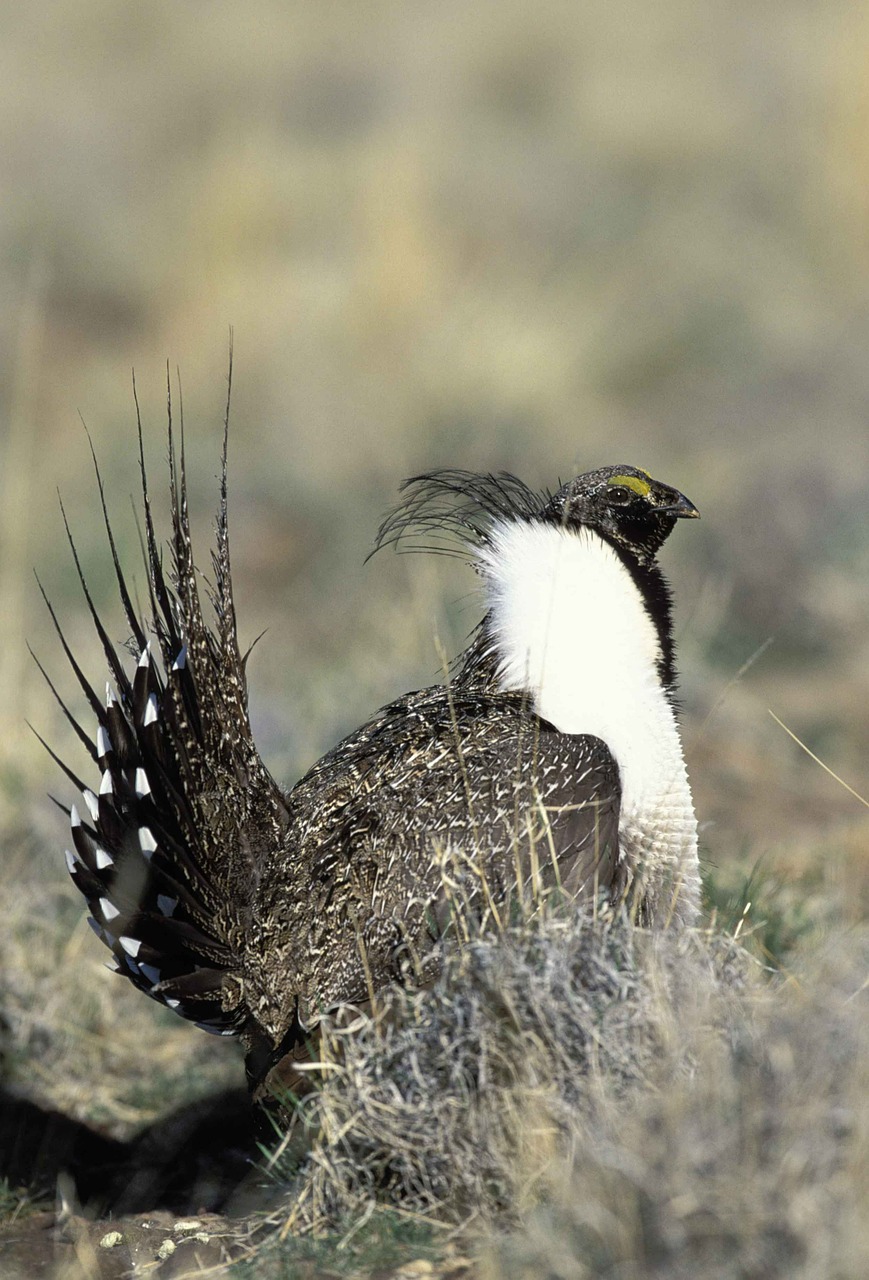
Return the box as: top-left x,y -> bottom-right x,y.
1,0 -> 867,1130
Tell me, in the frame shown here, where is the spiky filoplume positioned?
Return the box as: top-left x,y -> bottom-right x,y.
39,380 -> 700,1106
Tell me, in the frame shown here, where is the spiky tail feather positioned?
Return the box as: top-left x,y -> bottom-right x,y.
35,361 -> 289,1037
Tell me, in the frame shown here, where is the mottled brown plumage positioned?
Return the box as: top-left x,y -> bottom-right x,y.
39,382 -> 698,1108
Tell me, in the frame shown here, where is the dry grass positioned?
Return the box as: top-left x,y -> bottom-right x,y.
485,936 -> 869,1280
240,895 -> 866,1279
274,909 -> 751,1233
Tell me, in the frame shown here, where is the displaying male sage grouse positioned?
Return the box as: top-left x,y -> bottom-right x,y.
40,405 -> 700,1107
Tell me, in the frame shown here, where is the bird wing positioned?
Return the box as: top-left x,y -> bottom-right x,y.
245,685 -> 620,1102
254,687 -> 621,1024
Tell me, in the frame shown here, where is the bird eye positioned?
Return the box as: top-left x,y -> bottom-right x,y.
607,485 -> 635,506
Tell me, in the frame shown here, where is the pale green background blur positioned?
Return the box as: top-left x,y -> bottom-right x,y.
2,0 -> 868,920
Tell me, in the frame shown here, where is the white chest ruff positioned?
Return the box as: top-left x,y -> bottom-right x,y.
478,521 -> 699,923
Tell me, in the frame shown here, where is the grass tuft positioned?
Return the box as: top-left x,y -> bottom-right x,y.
266,905 -> 752,1232
249,898 -> 866,1279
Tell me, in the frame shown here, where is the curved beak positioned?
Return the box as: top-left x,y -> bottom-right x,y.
655,489 -> 700,519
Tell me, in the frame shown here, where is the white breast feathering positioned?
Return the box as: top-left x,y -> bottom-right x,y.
478,518 -> 699,925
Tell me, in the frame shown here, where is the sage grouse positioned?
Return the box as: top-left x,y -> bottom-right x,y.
42,416 -> 700,1103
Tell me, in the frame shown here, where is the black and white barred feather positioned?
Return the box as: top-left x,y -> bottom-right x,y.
35,363 -> 289,1038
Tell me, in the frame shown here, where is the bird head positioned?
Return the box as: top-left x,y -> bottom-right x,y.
372,463 -> 698,566
543,465 -> 699,563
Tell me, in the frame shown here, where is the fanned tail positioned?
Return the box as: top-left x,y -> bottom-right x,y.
36,364 -> 289,1037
